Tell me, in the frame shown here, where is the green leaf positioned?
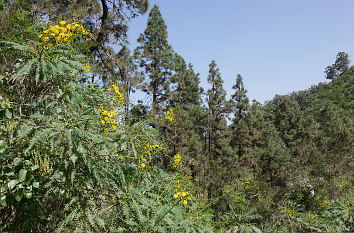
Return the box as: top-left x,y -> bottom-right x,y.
31,165 -> 39,171
8,180 -> 18,190
125,219 -> 139,227
0,41 -> 34,53
5,108 -> 12,119
0,195 -> 7,207
13,157 -> 21,166
35,62 -> 40,83
15,188 -> 24,202
24,190 -> 32,199
33,181 -> 39,188
10,59 -> 36,81
69,154 -> 78,167
19,169 -> 27,182
0,140 -> 5,153
1,184 -> 8,192
71,170 -> 76,185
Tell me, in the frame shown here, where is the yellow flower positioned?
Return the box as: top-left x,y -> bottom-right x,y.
49,43 -> 54,48
104,128 -> 108,132
183,200 -> 188,205
42,37 -> 50,42
2,101 -> 10,107
182,192 -> 187,197
112,125 -> 117,130
60,20 -> 66,25
101,120 -> 105,125
97,108 -> 102,113
141,163 -> 146,168
174,194 -> 179,198
38,34 -> 43,38
55,36 -> 62,43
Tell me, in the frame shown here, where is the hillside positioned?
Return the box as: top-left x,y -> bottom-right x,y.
312,66 -> 354,118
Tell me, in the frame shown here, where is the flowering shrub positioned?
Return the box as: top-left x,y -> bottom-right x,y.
97,85 -> 125,132
165,107 -> 174,122
173,179 -> 192,205
172,153 -> 181,168
139,144 -> 161,168
39,21 -> 91,49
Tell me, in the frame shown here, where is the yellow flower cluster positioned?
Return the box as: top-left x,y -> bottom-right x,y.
336,181 -> 347,188
39,20 -> 91,49
172,154 -> 181,168
1,101 -> 11,108
139,144 -> 161,168
97,85 -> 126,133
173,180 -> 191,205
320,200 -> 330,208
241,181 -> 250,185
165,108 -> 174,122
108,85 -> 125,104
98,108 -> 118,132
145,144 -> 160,150
82,64 -> 91,72
281,207 -> 295,218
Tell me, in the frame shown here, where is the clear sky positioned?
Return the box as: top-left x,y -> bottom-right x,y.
127,0 -> 354,103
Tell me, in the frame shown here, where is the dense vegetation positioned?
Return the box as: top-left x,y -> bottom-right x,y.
0,1 -> 353,232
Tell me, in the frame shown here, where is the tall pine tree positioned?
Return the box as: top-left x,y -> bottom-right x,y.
230,74 -> 250,160
205,60 -> 232,205
134,5 -> 174,117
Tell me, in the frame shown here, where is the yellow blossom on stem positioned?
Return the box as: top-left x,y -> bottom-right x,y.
165,108 -> 174,122
2,101 -> 11,108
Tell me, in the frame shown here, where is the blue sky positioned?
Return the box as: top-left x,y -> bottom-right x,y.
127,0 -> 354,103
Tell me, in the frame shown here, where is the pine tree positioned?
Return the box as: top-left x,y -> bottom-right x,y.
116,45 -> 144,122
266,95 -> 319,185
134,5 -> 174,117
325,52 -> 351,80
166,54 -> 208,185
205,60 -> 232,203
230,74 -> 250,160
242,102 -> 291,184
170,54 -> 202,106
230,74 -> 249,124
317,101 -> 353,179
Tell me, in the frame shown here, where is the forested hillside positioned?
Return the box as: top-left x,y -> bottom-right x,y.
0,1 -> 353,232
